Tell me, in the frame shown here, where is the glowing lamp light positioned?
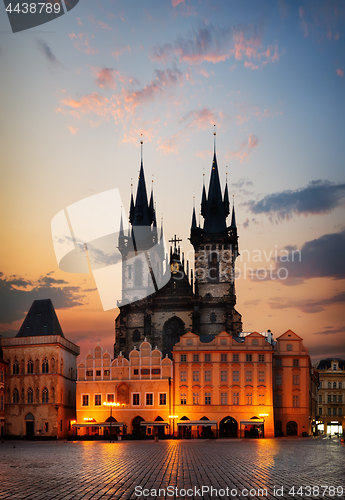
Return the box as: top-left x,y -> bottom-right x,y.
259,413 -> 269,417
169,415 -> 178,419
103,402 -> 120,407
83,417 -> 94,421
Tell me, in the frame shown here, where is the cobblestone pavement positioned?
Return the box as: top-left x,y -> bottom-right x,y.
0,437 -> 344,500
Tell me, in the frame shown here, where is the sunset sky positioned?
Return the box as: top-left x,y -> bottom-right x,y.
1,0 -> 344,363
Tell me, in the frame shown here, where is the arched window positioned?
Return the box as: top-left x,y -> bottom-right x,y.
339,382 -> 342,389
27,359 -> 34,374
132,329 -> 140,342
328,382 -> 331,388
42,388 -> 49,403
13,388 -> 19,403
42,359 -> 49,373
134,259 -> 143,286
209,252 -> 219,281
13,360 -> 19,375
333,382 -> 337,389
27,388 -> 33,404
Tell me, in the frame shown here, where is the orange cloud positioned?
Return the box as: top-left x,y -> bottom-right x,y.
229,133 -> 259,163
94,68 -> 118,89
69,32 -> 99,55
157,132 -> 181,155
181,107 -> 219,130
111,45 -> 131,60
68,126 -> 79,135
171,0 -> 185,6
336,68 -> 344,77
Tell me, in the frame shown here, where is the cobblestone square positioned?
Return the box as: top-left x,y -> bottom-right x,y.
0,437 -> 344,500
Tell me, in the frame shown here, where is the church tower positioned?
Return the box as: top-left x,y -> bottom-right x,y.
190,130 -> 242,337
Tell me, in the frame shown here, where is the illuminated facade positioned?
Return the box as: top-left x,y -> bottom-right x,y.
0,353 -> 6,439
1,299 -> 79,439
172,330 -> 275,438
273,330 -> 318,437
315,358 -> 344,436
76,342 -> 173,437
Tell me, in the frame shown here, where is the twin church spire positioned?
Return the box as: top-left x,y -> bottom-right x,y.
191,129 -> 236,234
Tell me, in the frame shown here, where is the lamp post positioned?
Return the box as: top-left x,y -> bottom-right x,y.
259,413 -> 269,438
103,402 -> 120,442
169,415 -> 178,438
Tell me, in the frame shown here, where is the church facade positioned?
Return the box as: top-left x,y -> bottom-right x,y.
114,139 -> 242,359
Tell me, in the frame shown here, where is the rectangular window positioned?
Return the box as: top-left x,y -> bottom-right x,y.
293,359 -> 299,367
133,369 -> 139,375
327,408 -> 331,416
327,395 -> 331,403
180,393 -> 187,405
205,393 -> 211,405
258,354 -> 265,362
220,392 -> 227,405
205,354 -> 211,362
159,393 -> 166,406
275,374 -> 282,385
107,394 -> 115,403
293,395 -> 299,408
258,393 -> 265,405
258,371 -> 265,383
82,394 -> 89,406
319,395 -> 322,403
333,395 -> 337,403
193,392 -> 199,405
275,394 -> 282,407
333,407 -> 337,416
293,375 -> 300,385
233,392 -> 239,405
86,371 -> 93,377
0,395 -> 3,411
96,370 -> 101,377
233,354 -> 239,362
275,358 -> 282,367
193,354 -> 200,362
141,369 -> 150,375
287,344 -> 293,351
152,369 -> 160,375
205,370 -> 211,382
319,381 -> 323,388
220,354 -> 227,362
339,395 -> 343,403
94,394 -> 101,406
319,407 -> 322,415
132,393 -> 140,406
193,371 -> 199,382
233,370 -> 239,382
338,408 -> 343,416
146,393 -> 153,405
180,371 -> 187,382
252,339 -> 258,345
246,354 -> 252,362
104,370 -> 110,376
180,354 -> 187,362
246,371 -> 252,382
246,393 -> 252,405
220,339 -> 227,345
220,370 -> 227,382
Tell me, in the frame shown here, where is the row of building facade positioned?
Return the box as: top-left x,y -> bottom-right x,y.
1,299 -> 344,440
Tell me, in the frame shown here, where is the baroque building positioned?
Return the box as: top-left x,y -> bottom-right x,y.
315,358 -> 344,436
1,299 -> 79,439
115,136 -> 242,359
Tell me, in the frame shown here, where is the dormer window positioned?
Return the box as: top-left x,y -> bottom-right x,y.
333,364 -> 337,370
287,344 -> 293,351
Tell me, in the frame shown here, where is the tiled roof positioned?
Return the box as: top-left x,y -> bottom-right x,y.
16,299 -> 65,338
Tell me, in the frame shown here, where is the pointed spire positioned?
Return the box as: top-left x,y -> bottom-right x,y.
119,210 -> 124,237
129,180 -> 135,223
160,217 -> 164,242
131,137 -> 152,226
201,174 -> 207,217
191,197 -> 197,229
231,195 -> 237,227
223,170 -> 230,217
203,128 -> 227,233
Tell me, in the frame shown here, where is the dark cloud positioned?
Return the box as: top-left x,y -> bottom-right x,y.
0,273 -> 86,324
314,326 -> 345,336
36,39 -> 61,65
231,178 -> 254,188
248,180 -> 345,220
268,291 -> 345,313
281,230 -> 345,283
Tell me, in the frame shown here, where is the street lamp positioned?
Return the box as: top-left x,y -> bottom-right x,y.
103,402 -> 120,442
169,415 -> 178,438
259,413 -> 269,438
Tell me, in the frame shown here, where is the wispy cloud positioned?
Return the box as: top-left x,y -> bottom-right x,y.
171,0 -> 185,7
268,291 -> 345,313
248,180 -> 345,220
228,133 -> 259,162
69,32 -> 99,55
68,126 -> 79,135
94,67 -> 118,89
336,68 -> 344,77
111,45 -> 131,60
150,22 -> 280,69
36,39 -> 61,65
181,107 -> 218,130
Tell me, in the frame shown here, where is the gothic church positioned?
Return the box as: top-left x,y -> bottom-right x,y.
114,137 -> 242,358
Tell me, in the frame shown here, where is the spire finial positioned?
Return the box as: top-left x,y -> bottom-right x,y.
140,134 -> 143,164
213,124 -> 216,153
